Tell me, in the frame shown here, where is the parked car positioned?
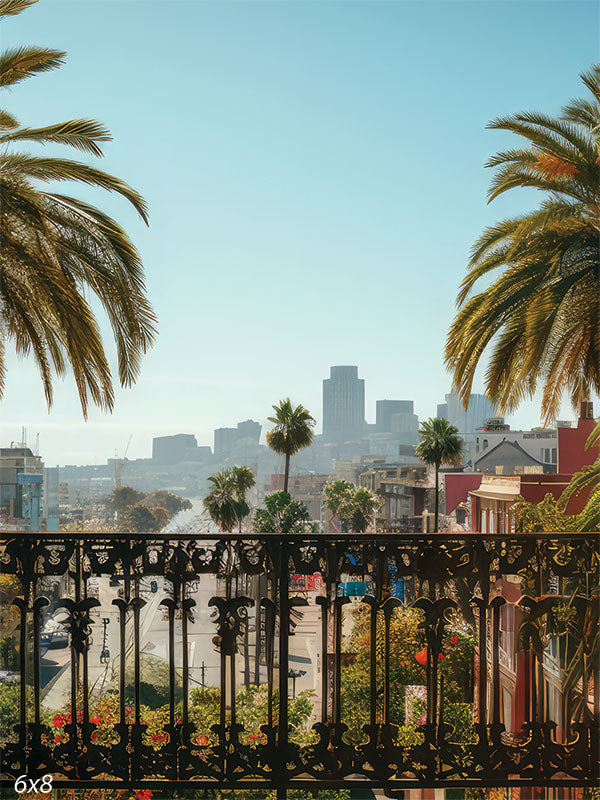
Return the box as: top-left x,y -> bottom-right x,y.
40,617 -> 69,649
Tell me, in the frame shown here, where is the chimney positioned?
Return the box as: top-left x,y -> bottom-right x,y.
580,401 -> 594,420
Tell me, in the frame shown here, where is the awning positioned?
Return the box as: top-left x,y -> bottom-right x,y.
470,485 -> 521,502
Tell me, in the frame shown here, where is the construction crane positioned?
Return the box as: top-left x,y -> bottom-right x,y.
115,434 -> 133,488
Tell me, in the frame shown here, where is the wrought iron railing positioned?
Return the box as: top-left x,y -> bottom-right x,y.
0,530 -> 598,794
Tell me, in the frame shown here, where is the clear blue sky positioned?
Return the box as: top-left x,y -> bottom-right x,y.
1,0 -> 598,464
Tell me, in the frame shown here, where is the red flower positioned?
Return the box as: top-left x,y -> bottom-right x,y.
134,791 -> 153,800
247,733 -> 259,742
53,714 -> 66,728
438,652 -> 445,660
91,732 -> 97,741
54,734 -> 62,743
196,735 -> 208,746
151,733 -> 160,741
177,717 -> 183,724
126,706 -> 133,714
415,647 -> 428,667
450,636 -> 458,645
89,716 -> 101,724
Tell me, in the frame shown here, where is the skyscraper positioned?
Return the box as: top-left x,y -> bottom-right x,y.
376,400 -> 414,432
437,392 -> 497,436
322,366 -> 365,441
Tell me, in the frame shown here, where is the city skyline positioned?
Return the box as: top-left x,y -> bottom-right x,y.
2,363 -> 584,467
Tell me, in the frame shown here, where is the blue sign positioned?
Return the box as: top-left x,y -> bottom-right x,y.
18,473 -> 43,484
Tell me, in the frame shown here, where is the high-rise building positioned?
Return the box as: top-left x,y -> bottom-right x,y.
0,446 -> 48,529
214,428 -> 237,457
437,392 -> 496,436
236,420 -> 261,443
376,400 -> 414,432
214,420 -> 262,458
152,434 -> 199,464
322,366 -> 365,441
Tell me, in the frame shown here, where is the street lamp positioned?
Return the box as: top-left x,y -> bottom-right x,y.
287,668 -> 306,700
100,617 -> 110,664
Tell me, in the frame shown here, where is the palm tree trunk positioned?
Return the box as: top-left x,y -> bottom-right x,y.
284,453 -> 290,493
434,463 -> 439,533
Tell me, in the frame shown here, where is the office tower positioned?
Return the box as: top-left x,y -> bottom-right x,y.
214,428 -> 237,458
376,400 -> 415,432
438,392 -> 497,436
152,434 -> 199,464
322,366 -> 365,441
236,420 -> 261,443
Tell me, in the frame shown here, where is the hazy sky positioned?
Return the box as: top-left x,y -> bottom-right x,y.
1,0 -> 598,465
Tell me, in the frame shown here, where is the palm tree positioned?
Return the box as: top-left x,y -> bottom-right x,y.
230,465 -> 256,533
445,65 -> 600,423
203,466 -> 255,533
416,418 -> 463,532
203,470 -> 238,532
266,398 -> 315,493
0,0 -> 156,417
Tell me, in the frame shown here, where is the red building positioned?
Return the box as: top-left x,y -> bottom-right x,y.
442,403 -> 598,750
444,402 -> 598,529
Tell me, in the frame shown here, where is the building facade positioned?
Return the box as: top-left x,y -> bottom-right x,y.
322,366 -> 365,442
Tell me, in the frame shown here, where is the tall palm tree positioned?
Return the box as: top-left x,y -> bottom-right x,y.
266,398 -> 315,493
203,470 -> 238,533
230,465 -> 256,533
203,466 -> 255,533
0,0 -> 156,417
416,418 -> 463,532
445,65 -> 600,423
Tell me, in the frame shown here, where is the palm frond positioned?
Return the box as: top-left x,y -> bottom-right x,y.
1,153 -> 149,222
0,46 -> 65,87
0,109 -> 19,129
0,0 -> 39,18
1,118 -> 112,156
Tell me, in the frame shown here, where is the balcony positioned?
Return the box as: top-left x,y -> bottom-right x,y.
0,530 -> 598,795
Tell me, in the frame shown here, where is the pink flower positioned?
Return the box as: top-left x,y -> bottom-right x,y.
53,714 -> 66,728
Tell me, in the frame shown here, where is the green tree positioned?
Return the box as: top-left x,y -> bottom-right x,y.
445,65 -> 600,422
110,486 -> 146,517
0,0 -> 156,416
323,480 -> 381,532
230,465 -> 256,533
266,399 -> 315,493
203,466 -> 255,532
253,491 -> 314,534
416,418 -> 463,532
121,503 -> 161,532
142,489 -> 192,517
